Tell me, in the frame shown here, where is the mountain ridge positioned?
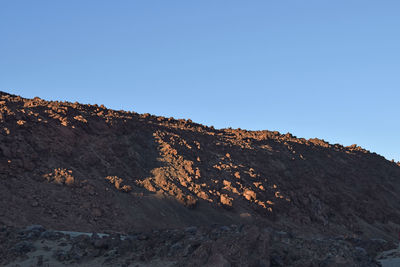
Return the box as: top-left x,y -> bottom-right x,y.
2,91 -> 400,266
1,90 -> 400,237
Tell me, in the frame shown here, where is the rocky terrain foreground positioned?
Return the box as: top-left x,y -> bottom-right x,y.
1,91 -> 400,266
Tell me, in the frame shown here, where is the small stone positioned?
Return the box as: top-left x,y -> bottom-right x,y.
220,194 -> 233,207
53,249 -> 68,261
36,255 -> 44,266
355,246 -> 367,256
137,233 -> 149,241
206,253 -> 231,267
93,238 -> 109,249
183,243 -> 200,257
243,189 -> 256,201
14,241 -> 34,253
25,225 -> 45,232
185,226 -> 197,235
40,230 -> 58,240
219,226 -> 230,232
170,242 -> 183,252
91,208 -> 102,217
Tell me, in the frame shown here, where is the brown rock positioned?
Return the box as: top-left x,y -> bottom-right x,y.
243,189 -> 256,201
220,194 -> 233,207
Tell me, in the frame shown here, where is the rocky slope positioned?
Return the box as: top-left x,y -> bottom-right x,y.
2,224 -> 389,266
1,91 -> 400,266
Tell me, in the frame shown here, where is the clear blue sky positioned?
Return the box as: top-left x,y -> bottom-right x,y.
1,1 -> 399,161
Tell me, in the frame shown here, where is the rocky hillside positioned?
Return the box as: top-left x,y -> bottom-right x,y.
1,91 -> 400,265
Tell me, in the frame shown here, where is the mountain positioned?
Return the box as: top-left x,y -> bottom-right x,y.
1,91 -> 399,266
